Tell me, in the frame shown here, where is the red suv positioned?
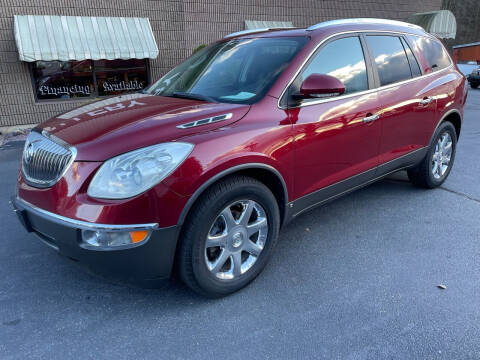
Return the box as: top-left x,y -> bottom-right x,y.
13,19 -> 467,297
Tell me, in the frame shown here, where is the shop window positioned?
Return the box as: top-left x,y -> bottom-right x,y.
94,59 -> 148,97
31,59 -> 149,101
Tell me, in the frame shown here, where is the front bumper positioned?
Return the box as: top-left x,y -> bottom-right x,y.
12,197 -> 179,287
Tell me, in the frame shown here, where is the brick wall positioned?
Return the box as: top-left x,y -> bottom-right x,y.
0,0 -> 441,127
442,0 -> 480,50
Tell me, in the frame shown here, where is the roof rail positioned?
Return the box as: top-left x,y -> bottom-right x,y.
224,27 -> 295,39
307,18 -> 423,31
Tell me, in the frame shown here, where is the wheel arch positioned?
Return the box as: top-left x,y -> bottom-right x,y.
177,163 -> 289,228
435,108 -> 462,141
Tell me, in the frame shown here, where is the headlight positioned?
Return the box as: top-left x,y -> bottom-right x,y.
88,142 -> 193,199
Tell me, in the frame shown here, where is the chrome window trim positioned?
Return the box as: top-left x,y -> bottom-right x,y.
277,30 -> 454,110
14,197 -> 159,232
22,130 -> 78,188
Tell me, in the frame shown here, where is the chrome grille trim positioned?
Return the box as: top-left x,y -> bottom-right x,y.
176,113 -> 233,129
21,130 -> 76,188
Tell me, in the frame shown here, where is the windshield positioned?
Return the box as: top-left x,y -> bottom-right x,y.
146,37 -> 308,104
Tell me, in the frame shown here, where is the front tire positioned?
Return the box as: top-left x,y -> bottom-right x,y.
177,176 -> 280,297
407,121 -> 457,188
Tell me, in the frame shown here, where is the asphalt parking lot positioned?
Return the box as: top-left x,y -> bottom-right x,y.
1,89 -> 479,360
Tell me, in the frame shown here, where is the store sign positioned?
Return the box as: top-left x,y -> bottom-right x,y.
38,84 -> 91,97
103,80 -> 145,93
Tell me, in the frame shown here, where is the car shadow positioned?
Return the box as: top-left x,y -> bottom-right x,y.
10,171 -> 428,307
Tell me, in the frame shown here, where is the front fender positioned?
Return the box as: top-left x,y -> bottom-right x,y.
174,161 -> 289,226
161,121 -> 295,199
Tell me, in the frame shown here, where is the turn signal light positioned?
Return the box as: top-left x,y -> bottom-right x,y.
130,230 -> 149,243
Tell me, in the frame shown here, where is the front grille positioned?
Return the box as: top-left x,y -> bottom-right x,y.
22,131 -> 76,188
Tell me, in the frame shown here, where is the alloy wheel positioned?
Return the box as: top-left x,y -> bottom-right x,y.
204,200 -> 268,280
431,132 -> 453,180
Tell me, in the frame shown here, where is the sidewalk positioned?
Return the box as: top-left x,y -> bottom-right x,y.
0,125 -> 34,147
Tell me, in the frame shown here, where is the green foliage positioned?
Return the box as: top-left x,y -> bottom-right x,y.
193,44 -> 207,54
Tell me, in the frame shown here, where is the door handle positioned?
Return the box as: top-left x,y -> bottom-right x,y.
419,97 -> 433,105
362,114 -> 379,123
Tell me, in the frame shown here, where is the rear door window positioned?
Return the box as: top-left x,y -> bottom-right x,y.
366,35 -> 412,86
407,35 -> 451,72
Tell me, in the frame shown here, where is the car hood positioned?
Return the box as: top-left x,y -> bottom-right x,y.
38,93 -> 250,161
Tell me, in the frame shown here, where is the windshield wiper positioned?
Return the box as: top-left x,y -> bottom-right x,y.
171,91 -> 217,103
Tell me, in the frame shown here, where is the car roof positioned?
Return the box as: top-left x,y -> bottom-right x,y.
224,18 -> 429,40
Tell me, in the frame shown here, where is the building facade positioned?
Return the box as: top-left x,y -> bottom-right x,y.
0,0 -> 446,128
442,0 -> 480,50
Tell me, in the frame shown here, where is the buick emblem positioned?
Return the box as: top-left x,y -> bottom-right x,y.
24,142 -> 36,164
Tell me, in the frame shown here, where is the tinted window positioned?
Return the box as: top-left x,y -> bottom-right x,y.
147,37 -> 308,104
401,37 -> 422,77
407,35 -> 451,72
367,35 -> 412,86
301,36 -> 368,95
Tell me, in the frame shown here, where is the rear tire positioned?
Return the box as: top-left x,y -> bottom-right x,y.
407,121 -> 457,188
471,83 -> 479,89
177,175 -> 280,297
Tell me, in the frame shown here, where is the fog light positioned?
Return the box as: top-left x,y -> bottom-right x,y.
81,229 -> 150,248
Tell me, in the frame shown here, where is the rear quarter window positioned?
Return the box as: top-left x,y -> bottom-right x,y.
407,35 -> 451,72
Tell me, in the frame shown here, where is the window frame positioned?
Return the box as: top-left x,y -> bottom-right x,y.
284,32 -> 376,108
362,33 -> 420,88
278,30 -> 454,110
400,37 -> 422,78
29,59 -> 151,103
146,36 -> 309,106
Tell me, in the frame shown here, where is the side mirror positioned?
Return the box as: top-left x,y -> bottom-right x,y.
296,74 -> 345,99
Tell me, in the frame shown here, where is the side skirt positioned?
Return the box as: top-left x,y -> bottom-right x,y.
285,147 -> 428,222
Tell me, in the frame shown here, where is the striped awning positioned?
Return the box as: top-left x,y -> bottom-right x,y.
13,15 -> 159,62
408,10 -> 457,39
